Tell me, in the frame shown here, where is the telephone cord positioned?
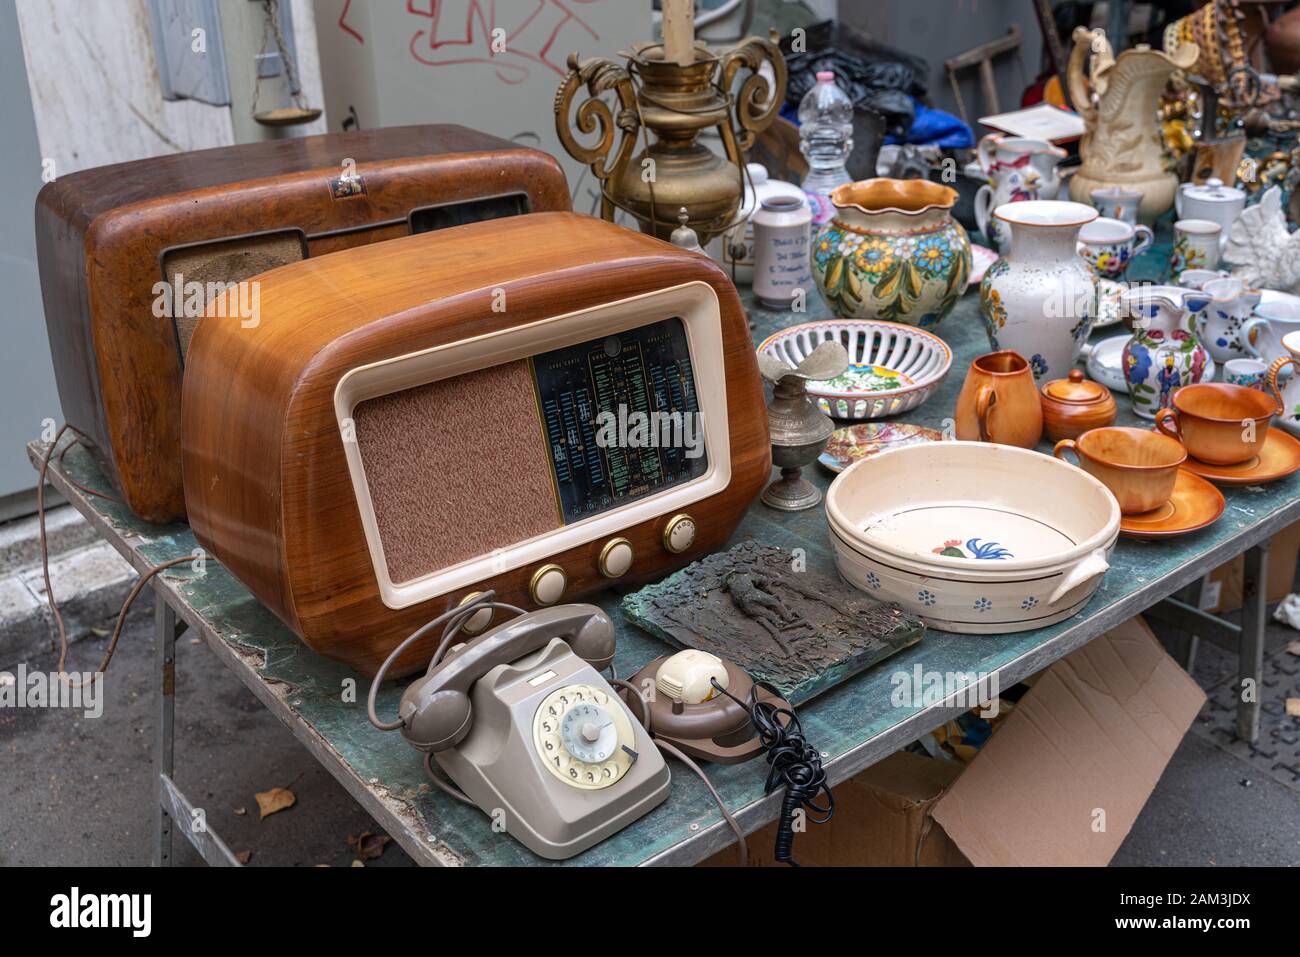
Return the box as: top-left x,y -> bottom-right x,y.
711,677 -> 833,866
366,591 -> 524,732
611,677 -> 749,867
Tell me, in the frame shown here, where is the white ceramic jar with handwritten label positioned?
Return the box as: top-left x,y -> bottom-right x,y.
753,195 -> 814,310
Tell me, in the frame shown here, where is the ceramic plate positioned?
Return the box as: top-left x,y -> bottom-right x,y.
1181,429 -> 1300,485
1119,469 -> 1225,539
1084,334 -> 1131,393
1092,279 -> 1124,329
968,244 -> 999,287
819,423 -> 945,473
757,320 -> 952,420
1085,334 -> 1216,395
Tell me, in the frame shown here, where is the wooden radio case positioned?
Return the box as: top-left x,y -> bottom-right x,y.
36,124 -> 570,524
182,212 -> 770,677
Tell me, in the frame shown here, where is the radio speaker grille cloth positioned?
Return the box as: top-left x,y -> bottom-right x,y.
162,231 -> 305,358
353,360 -> 561,585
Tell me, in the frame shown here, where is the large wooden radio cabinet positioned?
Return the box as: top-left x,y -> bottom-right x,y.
181,212 -> 770,676
36,124 -> 570,523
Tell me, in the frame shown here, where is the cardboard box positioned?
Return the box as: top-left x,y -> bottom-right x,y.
702,616 -> 1206,867
1202,521 -> 1300,614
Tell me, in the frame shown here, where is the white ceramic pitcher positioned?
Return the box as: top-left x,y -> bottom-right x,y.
974,135 -> 1067,252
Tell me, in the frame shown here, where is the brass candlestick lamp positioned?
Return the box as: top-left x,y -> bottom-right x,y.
554,34 -> 786,244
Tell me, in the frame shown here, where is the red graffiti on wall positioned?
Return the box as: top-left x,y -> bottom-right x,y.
338,0 -> 364,44
406,0 -> 600,84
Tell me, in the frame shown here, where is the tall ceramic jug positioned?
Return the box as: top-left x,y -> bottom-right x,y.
1119,286 -> 1211,418
973,135 -> 1067,252
1066,28 -> 1198,223
978,200 -> 1098,383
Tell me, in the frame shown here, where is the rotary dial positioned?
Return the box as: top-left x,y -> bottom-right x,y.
532,683 -> 635,790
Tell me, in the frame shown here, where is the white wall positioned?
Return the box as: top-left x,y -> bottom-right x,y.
15,0 -> 327,176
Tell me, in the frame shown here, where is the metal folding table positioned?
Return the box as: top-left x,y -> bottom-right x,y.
27,261 -> 1300,866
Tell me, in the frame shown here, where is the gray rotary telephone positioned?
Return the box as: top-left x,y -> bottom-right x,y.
368,600 -> 669,861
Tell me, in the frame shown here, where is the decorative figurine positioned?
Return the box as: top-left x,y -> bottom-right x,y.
1067,27 -> 1198,223
757,340 -> 849,511
621,541 -> 925,705
1224,186 -> 1300,295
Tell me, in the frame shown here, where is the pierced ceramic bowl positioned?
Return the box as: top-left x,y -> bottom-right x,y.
757,320 -> 952,419
826,441 -> 1120,633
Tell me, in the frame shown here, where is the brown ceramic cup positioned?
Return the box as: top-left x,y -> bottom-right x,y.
1154,382 -> 1281,465
1053,427 -> 1187,514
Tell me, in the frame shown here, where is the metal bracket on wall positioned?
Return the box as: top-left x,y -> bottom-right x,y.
147,0 -> 231,106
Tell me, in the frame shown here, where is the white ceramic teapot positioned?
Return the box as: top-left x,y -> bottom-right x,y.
1175,178 -> 1246,251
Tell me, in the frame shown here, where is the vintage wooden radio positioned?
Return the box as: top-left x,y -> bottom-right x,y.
36,124 -> 570,524
181,212 -> 770,677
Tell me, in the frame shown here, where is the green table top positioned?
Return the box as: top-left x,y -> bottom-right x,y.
35,225 -> 1300,866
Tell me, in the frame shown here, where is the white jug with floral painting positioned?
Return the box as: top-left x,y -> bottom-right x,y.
973,135 -> 1067,252
979,201 -> 1099,383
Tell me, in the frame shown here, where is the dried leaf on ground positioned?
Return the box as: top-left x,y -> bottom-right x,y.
235,850 -> 253,864
347,831 -> 392,861
1286,697 -> 1300,718
254,786 -> 296,819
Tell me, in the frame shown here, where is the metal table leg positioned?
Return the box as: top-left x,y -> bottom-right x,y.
153,592 -> 176,867
1237,542 -> 1270,744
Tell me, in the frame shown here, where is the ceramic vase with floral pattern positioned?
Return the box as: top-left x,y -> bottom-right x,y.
812,179 -> 971,328
978,201 -> 1099,382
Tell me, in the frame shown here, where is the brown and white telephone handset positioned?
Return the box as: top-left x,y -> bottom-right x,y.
370,602 -> 669,861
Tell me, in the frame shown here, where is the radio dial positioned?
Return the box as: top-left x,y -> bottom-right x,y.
529,564 -> 567,606
456,592 -> 493,635
663,514 -> 698,554
598,538 -> 634,578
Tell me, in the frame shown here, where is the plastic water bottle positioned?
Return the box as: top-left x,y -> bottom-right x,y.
798,71 -> 854,223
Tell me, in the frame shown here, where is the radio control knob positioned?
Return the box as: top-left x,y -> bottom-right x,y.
598,538 -> 634,578
663,514 -> 697,554
529,564 -> 567,606
456,592 -> 493,635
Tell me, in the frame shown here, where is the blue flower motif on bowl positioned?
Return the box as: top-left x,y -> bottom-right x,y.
918,589 -> 936,606
865,571 -> 881,589
1021,596 -> 1039,610
974,597 -> 992,612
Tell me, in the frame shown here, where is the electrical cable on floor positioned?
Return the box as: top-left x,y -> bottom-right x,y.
36,424 -> 195,688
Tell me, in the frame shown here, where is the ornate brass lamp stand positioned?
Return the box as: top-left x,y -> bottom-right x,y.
554,37 -> 786,244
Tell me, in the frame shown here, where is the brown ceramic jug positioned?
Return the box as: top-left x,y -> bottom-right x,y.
955,350 -> 1044,448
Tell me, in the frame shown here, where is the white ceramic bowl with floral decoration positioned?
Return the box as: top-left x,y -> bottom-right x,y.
758,319 -> 952,419
826,441 -> 1120,633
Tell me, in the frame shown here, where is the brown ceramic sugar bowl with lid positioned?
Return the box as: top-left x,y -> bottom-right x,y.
1039,369 -> 1119,441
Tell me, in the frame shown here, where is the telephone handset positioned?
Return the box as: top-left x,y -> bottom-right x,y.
397,605 -> 617,751
372,601 -> 669,861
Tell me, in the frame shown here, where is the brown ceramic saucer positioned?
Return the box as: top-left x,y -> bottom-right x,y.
1180,429 -> 1300,485
1120,469 -> 1225,540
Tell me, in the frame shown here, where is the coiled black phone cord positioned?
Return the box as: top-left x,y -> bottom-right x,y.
712,678 -> 833,866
